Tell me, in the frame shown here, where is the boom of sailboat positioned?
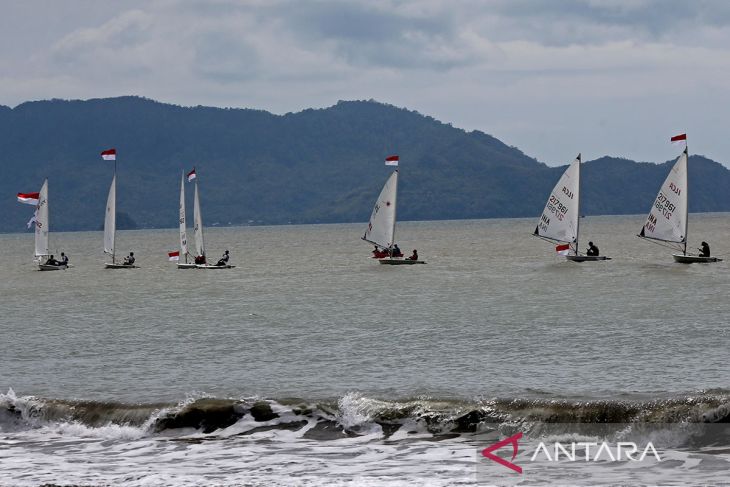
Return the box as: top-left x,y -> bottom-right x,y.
14,136 -> 726,270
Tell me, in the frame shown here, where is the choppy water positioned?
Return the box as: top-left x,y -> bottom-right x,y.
1,215 -> 728,486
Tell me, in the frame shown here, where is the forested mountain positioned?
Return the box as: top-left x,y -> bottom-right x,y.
1,96 -> 729,232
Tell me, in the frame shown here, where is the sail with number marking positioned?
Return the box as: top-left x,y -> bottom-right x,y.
104,173 -> 116,259
179,172 -> 188,260
534,156 -> 581,245
639,149 -> 687,244
35,179 -> 49,258
193,178 -> 205,258
363,170 -> 398,249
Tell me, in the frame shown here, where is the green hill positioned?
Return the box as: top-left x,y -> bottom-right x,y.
1,96 -> 729,232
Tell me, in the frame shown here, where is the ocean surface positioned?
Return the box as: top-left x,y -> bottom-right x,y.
1,215 -> 728,486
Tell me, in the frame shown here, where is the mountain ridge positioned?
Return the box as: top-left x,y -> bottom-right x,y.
1,96 -> 728,232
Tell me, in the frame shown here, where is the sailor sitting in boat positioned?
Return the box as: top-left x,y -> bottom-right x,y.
216,250 -> 230,266
407,249 -> 419,261
44,254 -> 61,266
60,252 -> 69,266
123,252 -> 135,265
699,241 -> 711,257
372,246 -> 388,259
391,244 -> 403,258
586,242 -> 600,256
195,254 -> 206,264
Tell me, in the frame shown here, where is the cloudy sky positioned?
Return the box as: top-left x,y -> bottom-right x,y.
2,0 -> 730,165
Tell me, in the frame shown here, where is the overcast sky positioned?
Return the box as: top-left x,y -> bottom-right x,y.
2,0 -> 729,166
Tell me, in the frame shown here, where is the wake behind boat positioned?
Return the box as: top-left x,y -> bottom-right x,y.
638,135 -> 722,264
101,149 -> 139,269
533,154 -> 609,262
362,155 -> 425,265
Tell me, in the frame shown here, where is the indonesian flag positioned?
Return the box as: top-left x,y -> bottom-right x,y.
670,133 -> 687,146
101,148 -> 116,160
168,251 -> 180,261
187,168 -> 196,182
385,155 -> 399,166
17,192 -> 40,205
555,243 -> 571,255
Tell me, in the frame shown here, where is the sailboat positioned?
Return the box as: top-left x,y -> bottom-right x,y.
362,156 -> 425,265
28,180 -> 67,271
638,138 -> 721,263
533,154 -> 609,262
102,149 -> 138,269
188,168 -> 235,269
176,171 -> 196,269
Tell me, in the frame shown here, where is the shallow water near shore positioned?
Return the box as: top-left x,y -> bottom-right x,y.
1,215 -> 728,485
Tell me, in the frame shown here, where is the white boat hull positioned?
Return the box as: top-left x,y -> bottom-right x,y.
196,264 -> 236,269
672,254 -> 722,264
177,263 -> 198,269
378,258 -> 426,265
38,264 -> 67,271
104,263 -> 139,269
566,255 -> 610,262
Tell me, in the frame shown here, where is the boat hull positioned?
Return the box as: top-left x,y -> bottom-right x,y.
177,263 -> 198,269
104,263 -> 139,269
196,264 -> 236,269
672,254 -> 722,264
38,264 -> 67,271
378,258 -> 426,265
566,255 -> 610,262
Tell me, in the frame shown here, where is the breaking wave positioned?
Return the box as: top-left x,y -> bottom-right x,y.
1,388 -> 728,441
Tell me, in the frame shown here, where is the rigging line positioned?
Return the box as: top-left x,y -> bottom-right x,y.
637,236 -> 684,252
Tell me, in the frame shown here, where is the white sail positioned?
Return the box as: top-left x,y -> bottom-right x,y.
193,178 -> 205,257
104,173 -> 116,259
640,149 -> 688,244
35,179 -> 49,257
534,156 -> 581,245
179,172 -> 188,259
363,170 -> 398,249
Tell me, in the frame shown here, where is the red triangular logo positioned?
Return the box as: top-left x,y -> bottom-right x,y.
481,432 -> 523,474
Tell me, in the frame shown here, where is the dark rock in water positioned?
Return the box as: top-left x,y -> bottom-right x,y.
452,410 -> 499,433
702,403 -> 730,423
302,420 -> 355,440
375,421 -> 402,438
250,401 -> 279,422
154,398 -> 245,433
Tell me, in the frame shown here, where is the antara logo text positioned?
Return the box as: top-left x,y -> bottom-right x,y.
481,432 -> 662,473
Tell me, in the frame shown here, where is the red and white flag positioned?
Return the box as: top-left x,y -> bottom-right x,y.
101,148 -> 117,160
670,133 -> 687,146
168,251 -> 180,261
17,192 -> 40,205
555,243 -> 571,255
187,168 -> 197,182
385,155 -> 399,166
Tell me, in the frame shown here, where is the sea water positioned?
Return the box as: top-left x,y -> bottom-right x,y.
0,215 -> 728,485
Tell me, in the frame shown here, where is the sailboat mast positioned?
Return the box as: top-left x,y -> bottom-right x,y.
391,169 -> 399,256
684,143 -> 689,255
111,161 -> 116,264
575,154 -> 581,256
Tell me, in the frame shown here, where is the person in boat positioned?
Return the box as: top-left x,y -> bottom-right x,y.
195,254 -> 206,265
586,241 -> 599,256
60,252 -> 69,266
216,250 -> 230,266
44,254 -> 60,266
699,241 -> 711,257
392,244 -> 403,257
123,252 -> 135,265
372,246 -> 388,259
407,249 -> 419,261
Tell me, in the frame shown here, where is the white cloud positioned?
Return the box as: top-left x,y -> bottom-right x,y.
1,0 -> 730,165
